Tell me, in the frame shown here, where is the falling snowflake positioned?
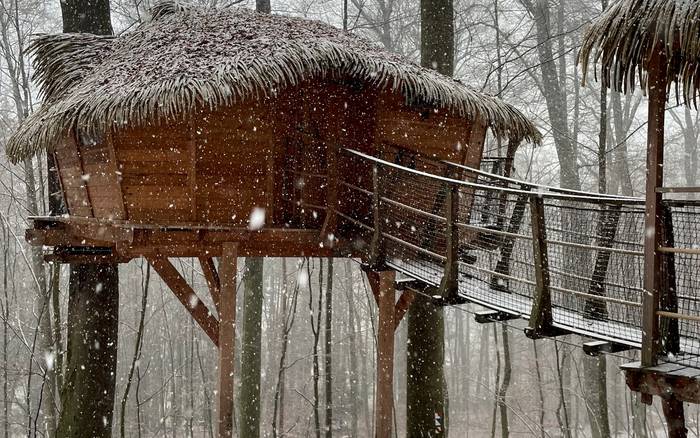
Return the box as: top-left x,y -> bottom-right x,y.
248,207 -> 266,230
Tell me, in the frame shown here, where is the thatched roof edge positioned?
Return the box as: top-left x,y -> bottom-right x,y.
6,2 -> 541,163
578,0 -> 700,104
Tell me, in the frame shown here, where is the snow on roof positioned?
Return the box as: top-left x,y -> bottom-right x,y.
6,0 -> 541,163
579,0 -> 700,105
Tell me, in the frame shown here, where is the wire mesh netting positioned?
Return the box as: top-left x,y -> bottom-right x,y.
661,201 -> 700,366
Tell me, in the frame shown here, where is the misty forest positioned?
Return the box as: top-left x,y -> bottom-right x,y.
1,0 -> 700,437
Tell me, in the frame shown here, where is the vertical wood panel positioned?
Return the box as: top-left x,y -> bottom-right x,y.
217,243 -> 238,438
371,270 -> 396,438
55,133 -> 93,217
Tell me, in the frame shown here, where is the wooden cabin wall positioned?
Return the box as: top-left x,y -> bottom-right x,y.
375,91 -> 481,164
107,101 -> 275,226
112,120 -> 196,223
193,102 -> 273,225
55,81 -> 488,236
275,80 -> 380,230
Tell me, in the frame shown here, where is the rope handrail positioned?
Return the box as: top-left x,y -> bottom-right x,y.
442,159 -> 643,202
343,148 -> 646,204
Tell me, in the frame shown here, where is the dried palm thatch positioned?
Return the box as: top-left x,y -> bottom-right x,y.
6,1 -> 541,163
579,0 -> 700,104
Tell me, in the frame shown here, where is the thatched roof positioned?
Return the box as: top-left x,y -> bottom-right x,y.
579,0 -> 700,104
6,1 -> 541,163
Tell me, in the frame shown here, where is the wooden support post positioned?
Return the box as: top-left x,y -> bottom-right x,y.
199,257 -> 221,315
368,163 -> 385,269
642,46 -> 668,367
369,270 -> 396,438
662,396 -> 688,438
439,183 -> 461,303
526,196 -> 563,338
217,243 -> 238,438
147,255 -> 219,345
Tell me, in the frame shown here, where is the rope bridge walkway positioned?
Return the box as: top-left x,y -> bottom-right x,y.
331,149 -> 700,370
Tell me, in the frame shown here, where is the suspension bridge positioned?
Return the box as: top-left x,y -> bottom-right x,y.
327,148 -> 700,377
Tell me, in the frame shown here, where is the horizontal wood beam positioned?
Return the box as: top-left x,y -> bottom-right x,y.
622,361 -> 700,405
26,218 -> 358,258
474,310 -> 520,324
582,340 -> 632,356
147,255 -> 219,346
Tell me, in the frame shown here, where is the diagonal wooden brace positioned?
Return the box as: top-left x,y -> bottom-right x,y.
199,257 -> 221,315
147,255 -> 220,346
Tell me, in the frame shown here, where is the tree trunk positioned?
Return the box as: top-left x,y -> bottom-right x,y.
57,263 -> 119,437
310,260 -> 323,438
57,3 -> 117,437
527,0 -> 580,189
497,326 -> 511,438
240,257 -> 263,438
256,0 -> 271,13
324,258 -> 333,437
119,262 -> 150,438
406,0 -> 452,435
407,294 -> 445,437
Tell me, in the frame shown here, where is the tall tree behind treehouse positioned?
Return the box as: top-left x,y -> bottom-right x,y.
56,2 -> 119,437
406,0 -> 452,435
239,1 -> 271,436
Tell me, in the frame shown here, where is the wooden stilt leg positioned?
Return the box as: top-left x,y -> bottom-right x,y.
662,396 -> 688,438
372,270 -> 396,438
217,243 -> 238,438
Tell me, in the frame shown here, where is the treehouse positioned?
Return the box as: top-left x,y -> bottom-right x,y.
7,2 -> 539,259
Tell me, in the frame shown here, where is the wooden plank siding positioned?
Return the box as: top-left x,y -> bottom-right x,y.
114,122 -> 194,223
375,91 -> 478,163
193,102 -> 273,225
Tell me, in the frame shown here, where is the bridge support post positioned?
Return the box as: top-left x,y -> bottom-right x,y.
217,243 -> 238,438
367,270 -> 397,438
439,182 -> 463,303
369,163 -> 386,270
641,44 -> 668,367
526,196 -> 563,338
659,204 -> 680,356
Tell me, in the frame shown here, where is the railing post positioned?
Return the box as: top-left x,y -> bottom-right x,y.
368,163 -> 386,270
526,195 -> 556,338
642,46 -> 667,368
438,182 -> 461,303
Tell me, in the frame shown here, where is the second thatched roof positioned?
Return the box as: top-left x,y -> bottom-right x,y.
6,1 -> 540,163
579,0 -> 700,104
